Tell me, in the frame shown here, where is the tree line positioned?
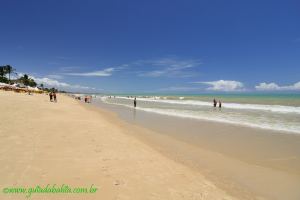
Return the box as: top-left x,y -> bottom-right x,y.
0,65 -> 65,92
0,65 -> 37,87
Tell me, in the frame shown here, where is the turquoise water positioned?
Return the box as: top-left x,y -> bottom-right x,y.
103,93 -> 300,106
96,93 -> 300,134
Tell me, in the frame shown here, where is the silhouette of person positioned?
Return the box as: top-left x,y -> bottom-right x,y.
213,98 -> 217,107
134,97 -> 137,108
49,92 -> 53,102
53,92 -> 57,102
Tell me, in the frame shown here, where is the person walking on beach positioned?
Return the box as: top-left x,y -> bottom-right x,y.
49,92 -> 53,102
53,92 -> 57,102
219,100 -> 222,109
213,98 -> 217,107
134,97 -> 137,108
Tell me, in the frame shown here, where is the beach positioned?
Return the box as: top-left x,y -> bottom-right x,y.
1,0 -> 299,199
0,91 -> 237,200
94,95 -> 300,200
1,91 -> 300,200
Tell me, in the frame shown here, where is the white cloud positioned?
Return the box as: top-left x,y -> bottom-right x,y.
255,82 -> 280,90
59,58 -> 200,78
30,76 -> 97,92
59,66 -> 81,72
255,82 -> 300,91
46,74 -> 64,79
64,68 -> 114,77
137,58 -> 201,78
194,80 -> 244,91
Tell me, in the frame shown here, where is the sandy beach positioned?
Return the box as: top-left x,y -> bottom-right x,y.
94,98 -> 300,200
1,1 -> 299,199
0,91 -> 237,200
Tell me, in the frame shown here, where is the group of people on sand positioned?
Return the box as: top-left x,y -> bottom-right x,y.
213,98 -> 222,108
49,92 -> 57,102
84,96 -> 92,103
73,95 -> 92,103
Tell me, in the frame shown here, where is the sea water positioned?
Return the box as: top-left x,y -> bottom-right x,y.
97,94 -> 300,134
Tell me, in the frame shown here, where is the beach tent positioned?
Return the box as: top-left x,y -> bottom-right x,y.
33,87 -> 41,91
0,82 -> 9,88
0,82 -> 19,91
14,83 -> 26,88
27,86 -> 41,91
26,86 -> 42,93
0,82 -> 43,93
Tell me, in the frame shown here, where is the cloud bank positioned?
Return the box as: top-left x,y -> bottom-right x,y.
255,82 -> 300,91
194,80 -> 244,91
64,68 -> 114,77
31,76 -> 97,92
137,58 -> 201,78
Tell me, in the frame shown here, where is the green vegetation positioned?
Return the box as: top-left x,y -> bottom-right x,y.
0,65 -> 15,83
18,74 -> 37,87
0,68 -> 8,83
0,65 -> 37,87
0,65 -> 63,93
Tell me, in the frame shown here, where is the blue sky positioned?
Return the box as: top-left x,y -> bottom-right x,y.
0,0 -> 299,93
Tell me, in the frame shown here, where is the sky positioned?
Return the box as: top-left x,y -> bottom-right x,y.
0,0 -> 299,93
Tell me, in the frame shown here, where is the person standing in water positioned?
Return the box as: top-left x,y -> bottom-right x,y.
219,100 -> 222,109
134,97 -> 137,108
213,98 -> 217,107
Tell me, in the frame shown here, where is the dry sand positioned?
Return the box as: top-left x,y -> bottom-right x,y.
0,91 -> 237,200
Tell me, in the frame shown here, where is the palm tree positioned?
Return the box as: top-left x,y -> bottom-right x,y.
0,66 -> 5,78
0,66 -> 9,83
19,74 -> 37,87
4,65 -> 15,84
19,74 -> 29,85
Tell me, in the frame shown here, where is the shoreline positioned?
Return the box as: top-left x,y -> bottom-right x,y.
0,91 -> 237,200
99,102 -> 300,135
1,91 -> 300,200
98,96 -> 300,134
91,97 -> 300,200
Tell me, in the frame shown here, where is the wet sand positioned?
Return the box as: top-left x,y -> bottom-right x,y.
0,91 -> 236,200
93,99 -> 300,200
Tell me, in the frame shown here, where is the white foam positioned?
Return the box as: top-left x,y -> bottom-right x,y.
99,96 -> 300,134
110,96 -> 300,114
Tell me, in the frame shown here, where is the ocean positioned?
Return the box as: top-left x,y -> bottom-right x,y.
95,93 -> 300,134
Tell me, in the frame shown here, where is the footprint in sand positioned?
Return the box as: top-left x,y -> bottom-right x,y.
114,180 -> 125,186
100,166 -> 110,174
